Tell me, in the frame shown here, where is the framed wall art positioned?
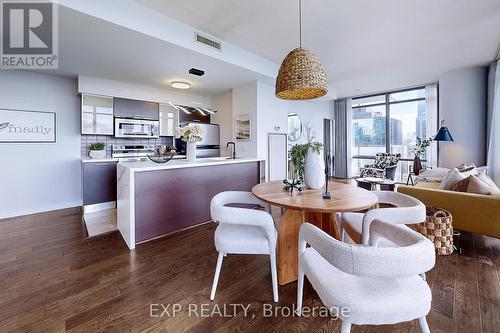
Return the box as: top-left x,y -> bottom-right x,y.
0,109 -> 56,143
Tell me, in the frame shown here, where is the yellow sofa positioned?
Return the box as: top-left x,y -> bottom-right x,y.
398,181 -> 500,238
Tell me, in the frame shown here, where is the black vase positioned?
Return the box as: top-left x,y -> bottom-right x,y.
413,156 -> 422,175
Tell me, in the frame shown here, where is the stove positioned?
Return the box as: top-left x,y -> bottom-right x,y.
112,144 -> 165,161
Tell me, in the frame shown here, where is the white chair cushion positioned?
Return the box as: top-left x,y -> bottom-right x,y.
341,212 -> 363,244
301,248 -> 431,325
215,224 -> 271,254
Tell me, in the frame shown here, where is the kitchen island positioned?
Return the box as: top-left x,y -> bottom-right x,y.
117,157 -> 264,249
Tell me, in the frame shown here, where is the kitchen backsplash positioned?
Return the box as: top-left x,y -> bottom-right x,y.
81,135 -> 174,158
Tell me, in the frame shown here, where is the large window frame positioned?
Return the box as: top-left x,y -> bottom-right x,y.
351,86 -> 435,181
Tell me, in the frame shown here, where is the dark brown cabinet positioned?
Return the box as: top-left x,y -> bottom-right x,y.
114,98 -> 159,120
82,161 -> 117,205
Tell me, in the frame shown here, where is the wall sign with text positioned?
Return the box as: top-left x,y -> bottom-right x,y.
0,109 -> 56,143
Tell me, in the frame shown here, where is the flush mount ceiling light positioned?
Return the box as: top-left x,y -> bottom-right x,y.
169,81 -> 191,90
275,0 -> 328,100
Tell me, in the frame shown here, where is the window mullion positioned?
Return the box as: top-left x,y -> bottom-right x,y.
386,93 -> 390,154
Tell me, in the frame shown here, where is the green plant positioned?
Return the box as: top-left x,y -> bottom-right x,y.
412,137 -> 432,157
89,142 -> 105,151
289,141 -> 323,180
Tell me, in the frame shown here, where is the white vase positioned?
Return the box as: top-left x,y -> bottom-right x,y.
89,150 -> 106,159
304,147 -> 325,189
186,141 -> 197,162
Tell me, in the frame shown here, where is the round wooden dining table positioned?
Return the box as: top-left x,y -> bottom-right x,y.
252,180 -> 378,285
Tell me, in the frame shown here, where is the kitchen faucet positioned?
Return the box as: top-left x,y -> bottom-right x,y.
226,141 -> 236,159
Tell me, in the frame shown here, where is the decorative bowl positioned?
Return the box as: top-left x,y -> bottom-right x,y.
147,153 -> 174,164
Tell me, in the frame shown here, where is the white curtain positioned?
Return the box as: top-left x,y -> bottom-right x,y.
487,60 -> 500,183
425,85 -> 438,167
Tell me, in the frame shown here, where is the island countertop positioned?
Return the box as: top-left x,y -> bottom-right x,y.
117,157 -> 265,249
118,157 -> 264,172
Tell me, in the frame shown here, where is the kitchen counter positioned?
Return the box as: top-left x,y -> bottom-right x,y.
117,157 -> 265,249
81,158 -> 118,163
81,155 -> 187,164
119,157 -> 264,172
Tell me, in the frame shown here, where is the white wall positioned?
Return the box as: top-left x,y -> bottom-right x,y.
0,71 -> 81,219
211,90 -> 233,156
232,82 -> 258,158
288,100 -> 334,146
78,75 -> 212,107
256,82 -> 289,159
438,66 -> 487,168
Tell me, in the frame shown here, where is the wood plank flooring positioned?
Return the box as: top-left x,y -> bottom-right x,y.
0,205 -> 499,333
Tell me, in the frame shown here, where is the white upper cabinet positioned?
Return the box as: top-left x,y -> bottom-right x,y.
159,103 -> 179,137
81,95 -> 114,135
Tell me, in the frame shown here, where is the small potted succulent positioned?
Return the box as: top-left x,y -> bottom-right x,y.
88,142 -> 106,159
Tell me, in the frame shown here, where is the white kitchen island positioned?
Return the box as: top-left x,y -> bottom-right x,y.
117,157 -> 265,249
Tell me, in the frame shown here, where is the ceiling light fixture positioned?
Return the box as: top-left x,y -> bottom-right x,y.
201,107 -> 216,115
170,81 -> 191,90
177,105 -> 191,114
275,0 -> 328,100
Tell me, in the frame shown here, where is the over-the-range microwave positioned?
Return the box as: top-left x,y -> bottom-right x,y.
114,117 -> 159,139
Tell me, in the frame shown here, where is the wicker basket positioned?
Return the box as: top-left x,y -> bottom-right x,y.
416,207 -> 454,255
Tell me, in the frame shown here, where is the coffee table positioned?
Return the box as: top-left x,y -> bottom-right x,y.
356,177 -> 396,191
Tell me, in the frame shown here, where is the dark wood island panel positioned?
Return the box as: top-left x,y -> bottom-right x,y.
134,161 -> 261,243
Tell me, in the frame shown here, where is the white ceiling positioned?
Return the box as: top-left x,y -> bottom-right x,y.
137,0 -> 500,97
47,6 -> 273,96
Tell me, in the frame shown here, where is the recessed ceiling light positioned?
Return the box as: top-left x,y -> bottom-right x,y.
170,81 -> 191,90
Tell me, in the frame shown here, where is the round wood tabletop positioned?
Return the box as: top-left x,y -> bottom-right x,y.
252,180 -> 378,213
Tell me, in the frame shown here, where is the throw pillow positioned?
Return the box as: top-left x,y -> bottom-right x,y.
456,163 -> 476,172
452,177 -> 470,192
476,166 -> 488,174
416,167 -> 450,183
440,168 -> 467,190
467,174 -> 492,195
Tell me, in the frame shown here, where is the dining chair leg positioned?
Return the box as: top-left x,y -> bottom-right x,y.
418,316 -> 430,333
210,252 -> 224,301
296,266 -> 304,316
339,223 -> 345,242
341,320 -> 352,333
270,250 -> 278,302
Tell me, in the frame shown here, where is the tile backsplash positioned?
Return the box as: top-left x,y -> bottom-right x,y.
81,135 -> 174,158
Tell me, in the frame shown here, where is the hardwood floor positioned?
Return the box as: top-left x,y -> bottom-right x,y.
0,205 -> 499,333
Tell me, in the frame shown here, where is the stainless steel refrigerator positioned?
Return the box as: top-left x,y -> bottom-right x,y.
175,123 -> 220,158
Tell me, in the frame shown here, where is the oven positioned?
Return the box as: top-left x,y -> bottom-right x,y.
114,117 -> 159,138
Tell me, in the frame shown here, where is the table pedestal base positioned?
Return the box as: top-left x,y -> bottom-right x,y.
276,209 -> 340,285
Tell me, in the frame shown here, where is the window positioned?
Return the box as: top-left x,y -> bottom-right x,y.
351,86 -> 437,182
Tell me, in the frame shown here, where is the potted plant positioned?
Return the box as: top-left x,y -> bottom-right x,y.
88,142 -> 106,159
175,124 -> 203,162
411,137 -> 432,175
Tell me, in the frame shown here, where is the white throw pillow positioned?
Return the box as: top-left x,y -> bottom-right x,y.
440,168 -> 467,190
476,166 -> 488,174
416,167 -> 450,183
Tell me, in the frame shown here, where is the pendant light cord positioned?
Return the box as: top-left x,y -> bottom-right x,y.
299,0 -> 302,48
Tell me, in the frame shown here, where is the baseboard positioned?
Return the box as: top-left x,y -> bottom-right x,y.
0,201 -> 83,220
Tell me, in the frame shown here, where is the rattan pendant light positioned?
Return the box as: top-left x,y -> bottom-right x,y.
275,0 -> 328,100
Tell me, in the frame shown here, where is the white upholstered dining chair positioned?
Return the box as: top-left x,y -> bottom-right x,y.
209,191 -> 278,302
340,191 -> 426,245
297,221 -> 435,333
